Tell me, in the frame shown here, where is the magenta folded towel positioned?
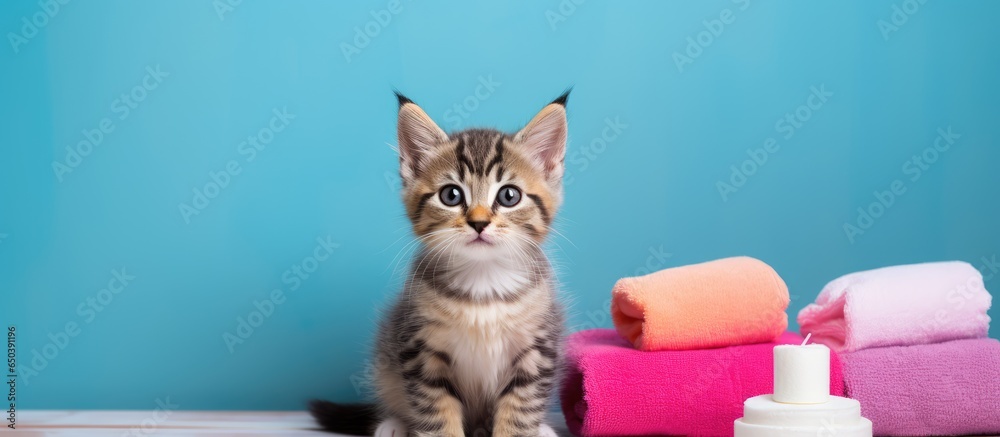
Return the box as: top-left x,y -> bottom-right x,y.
560,329 -> 845,437
798,261 -> 992,352
842,337 -> 1000,436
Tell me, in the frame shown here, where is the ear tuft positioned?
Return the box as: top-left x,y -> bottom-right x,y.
393,90 -> 414,108
514,99 -> 568,183
550,88 -> 572,107
397,99 -> 447,182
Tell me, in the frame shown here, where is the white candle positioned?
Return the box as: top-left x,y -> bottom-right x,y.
735,335 -> 872,437
772,338 -> 830,404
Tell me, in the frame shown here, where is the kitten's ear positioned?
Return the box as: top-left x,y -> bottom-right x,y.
514,91 -> 569,183
396,92 -> 447,181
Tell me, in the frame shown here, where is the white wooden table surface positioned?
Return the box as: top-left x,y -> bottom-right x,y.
9,411 -> 572,436
10,411 -> 1000,436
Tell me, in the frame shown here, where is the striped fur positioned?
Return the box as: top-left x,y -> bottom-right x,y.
368,93 -> 569,437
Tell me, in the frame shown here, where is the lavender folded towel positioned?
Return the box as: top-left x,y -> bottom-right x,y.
842,338 -> 1000,436
798,261 -> 992,352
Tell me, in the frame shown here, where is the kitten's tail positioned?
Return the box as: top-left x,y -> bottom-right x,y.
308,400 -> 379,435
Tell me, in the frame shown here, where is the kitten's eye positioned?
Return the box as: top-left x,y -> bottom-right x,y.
496,185 -> 521,207
439,184 -> 464,207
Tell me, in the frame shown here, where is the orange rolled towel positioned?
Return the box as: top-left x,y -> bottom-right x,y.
611,256 -> 790,351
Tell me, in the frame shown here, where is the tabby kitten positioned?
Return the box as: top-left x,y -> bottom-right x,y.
310,91 -> 569,437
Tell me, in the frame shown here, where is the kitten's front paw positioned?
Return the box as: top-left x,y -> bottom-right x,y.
538,423 -> 558,437
374,417 -> 408,437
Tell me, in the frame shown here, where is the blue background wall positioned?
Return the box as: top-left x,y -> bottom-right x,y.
1,0 -> 998,410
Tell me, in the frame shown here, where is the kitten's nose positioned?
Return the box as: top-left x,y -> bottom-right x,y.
467,205 -> 491,234
468,220 -> 490,234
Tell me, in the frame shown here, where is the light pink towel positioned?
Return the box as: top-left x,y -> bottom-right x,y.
798,261 -> 991,352
560,329 -> 845,437
842,338 -> 1000,436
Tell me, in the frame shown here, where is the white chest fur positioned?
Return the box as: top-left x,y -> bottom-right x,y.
421,256 -> 547,398
445,257 -> 533,300
438,298 -> 538,398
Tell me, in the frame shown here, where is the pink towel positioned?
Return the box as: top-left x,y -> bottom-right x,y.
798,261 -> 991,352
560,329 -> 845,437
842,338 -> 1000,436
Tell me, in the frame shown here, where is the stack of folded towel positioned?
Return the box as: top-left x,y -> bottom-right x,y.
798,261 -> 999,436
561,256 -> 845,437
